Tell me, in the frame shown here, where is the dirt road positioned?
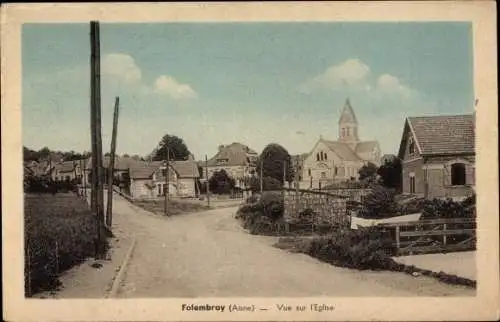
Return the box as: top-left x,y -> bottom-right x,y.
110,193 -> 474,297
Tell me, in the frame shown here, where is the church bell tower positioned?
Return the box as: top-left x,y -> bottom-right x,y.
338,98 -> 359,149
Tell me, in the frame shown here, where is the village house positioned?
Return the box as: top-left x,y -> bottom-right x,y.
203,142 -> 259,187
49,160 -> 83,182
299,99 -> 382,189
128,157 -> 200,200
397,113 -> 475,200
82,155 -> 138,187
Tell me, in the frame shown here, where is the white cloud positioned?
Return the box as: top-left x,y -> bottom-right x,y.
154,75 -> 198,100
374,74 -> 412,99
298,58 -> 371,93
102,53 -> 142,84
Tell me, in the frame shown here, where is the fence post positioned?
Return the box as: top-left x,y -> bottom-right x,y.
443,223 -> 447,245
395,226 -> 400,256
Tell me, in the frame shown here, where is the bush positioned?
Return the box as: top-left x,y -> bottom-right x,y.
259,191 -> 284,221
24,194 -> 104,296
421,197 -> 476,220
358,185 -> 400,219
307,227 -> 395,270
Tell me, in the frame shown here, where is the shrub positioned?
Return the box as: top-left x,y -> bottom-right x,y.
358,185 -> 400,219
25,194 -> 104,296
259,191 -> 284,221
307,227 -> 394,270
421,197 -> 476,220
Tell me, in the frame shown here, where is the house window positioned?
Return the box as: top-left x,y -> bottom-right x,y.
308,168 -> 311,177
346,128 -> 350,136
408,137 -> 415,154
409,175 -> 416,194
316,153 -> 320,161
324,153 -> 327,161
321,172 -> 326,179
451,163 -> 466,186
158,184 -> 163,196
341,128 -> 345,137
334,166 -> 338,175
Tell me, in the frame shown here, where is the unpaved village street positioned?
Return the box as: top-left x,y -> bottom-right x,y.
108,193 -> 474,297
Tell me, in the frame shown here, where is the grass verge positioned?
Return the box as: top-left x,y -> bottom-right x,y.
25,193 -> 106,296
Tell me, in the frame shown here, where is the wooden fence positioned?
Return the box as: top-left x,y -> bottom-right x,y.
377,218 -> 476,256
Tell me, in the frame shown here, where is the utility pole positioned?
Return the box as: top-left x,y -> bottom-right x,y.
283,159 -> 287,188
164,147 -> 170,216
205,154 -> 210,207
106,97 -> 120,227
90,21 -> 106,259
295,156 -> 300,211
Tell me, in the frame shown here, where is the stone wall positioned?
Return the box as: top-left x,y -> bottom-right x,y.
322,188 -> 372,202
282,189 -> 350,228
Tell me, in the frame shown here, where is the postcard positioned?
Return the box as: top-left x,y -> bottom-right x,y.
2,1 -> 498,321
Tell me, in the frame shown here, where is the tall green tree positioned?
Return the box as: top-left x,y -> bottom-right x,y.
358,162 -> 379,181
256,143 -> 294,185
377,157 -> 402,191
152,134 -> 191,161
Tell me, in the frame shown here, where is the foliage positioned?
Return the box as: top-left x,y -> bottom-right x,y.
259,191 -> 285,221
420,197 -> 476,220
306,227 -> 395,270
23,146 -> 90,163
358,185 -> 400,219
25,194 -> 103,296
24,173 -> 79,194
377,157 -> 402,191
235,191 -> 285,235
322,179 -> 372,190
209,169 -> 236,194
358,162 -> 379,181
244,175 -> 283,192
256,143 -> 294,184
152,134 -> 192,161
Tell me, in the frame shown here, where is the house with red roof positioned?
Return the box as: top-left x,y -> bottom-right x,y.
397,113 -> 475,200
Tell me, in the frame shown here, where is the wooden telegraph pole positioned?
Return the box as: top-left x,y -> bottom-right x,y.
90,21 -> 107,259
205,155 -> 210,207
283,159 -> 287,188
295,156 -> 300,211
106,97 -> 120,227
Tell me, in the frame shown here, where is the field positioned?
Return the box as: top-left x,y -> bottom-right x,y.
24,193 -> 98,296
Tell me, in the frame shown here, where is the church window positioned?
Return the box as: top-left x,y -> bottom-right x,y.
324,153 -> 327,161
316,153 -> 320,161
308,168 -> 311,177
409,174 -> 416,194
334,166 -> 338,175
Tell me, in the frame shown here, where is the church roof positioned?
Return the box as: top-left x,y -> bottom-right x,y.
355,141 -> 378,154
322,140 -> 362,161
338,98 -> 358,124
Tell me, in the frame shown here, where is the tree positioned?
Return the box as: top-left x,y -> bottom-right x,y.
122,153 -> 130,158
377,157 -> 402,191
152,134 -> 191,161
358,162 -> 379,181
256,143 -> 294,185
209,169 -> 235,194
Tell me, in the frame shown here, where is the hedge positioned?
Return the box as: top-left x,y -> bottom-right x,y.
24,194 -> 104,296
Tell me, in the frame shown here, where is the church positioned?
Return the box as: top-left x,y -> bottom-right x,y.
299,99 -> 381,189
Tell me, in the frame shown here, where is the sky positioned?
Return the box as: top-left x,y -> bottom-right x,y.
22,22 -> 474,160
